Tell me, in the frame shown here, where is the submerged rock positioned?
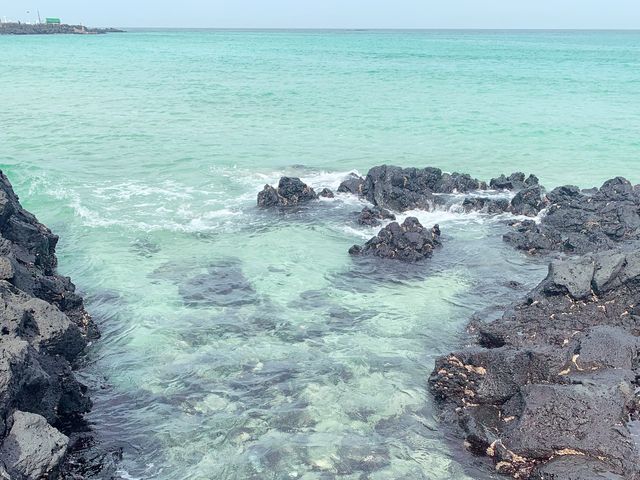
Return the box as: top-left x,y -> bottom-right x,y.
179,259 -> 257,307
430,247 -> 640,479
357,206 -> 396,227
504,176 -> 640,254
0,171 -> 92,477
349,217 -> 441,262
257,177 -> 318,207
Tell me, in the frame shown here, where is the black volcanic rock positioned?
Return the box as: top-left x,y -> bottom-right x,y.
349,217 -> 441,262
509,185 -> 547,217
337,173 -> 365,195
318,188 -> 335,198
461,197 -> 511,214
357,206 -> 396,227
490,172 -> 539,191
0,171 -> 92,478
257,177 -> 318,207
337,165 -> 486,212
504,177 -> 640,254
430,247 -> 640,479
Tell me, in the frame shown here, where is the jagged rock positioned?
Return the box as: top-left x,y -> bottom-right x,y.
337,173 -> 365,195
509,186 -> 546,217
0,411 -> 69,480
349,217 -> 441,262
430,247 -> 640,479
434,172 -> 487,193
0,172 -> 90,332
462,197 -> 510,214
356,206 -> 396,227
490,172 -> 538,191
318,188 -> 335,198
362,165 -> 439,211
0,282 -> 85,361
504,177 -> 640,254
257,177 -> 318,207
340,165 -> 485,212
0,171 -> 92,476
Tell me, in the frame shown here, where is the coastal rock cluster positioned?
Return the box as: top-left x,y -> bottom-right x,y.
257,176 -> 319,208
0,171 -> 93,479
349,217 -> 441,262
258,166 -> 640,478
430,247 -> 640,479
504,177 -> 640,254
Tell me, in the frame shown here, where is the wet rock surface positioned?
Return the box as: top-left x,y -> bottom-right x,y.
0,171 -> 93,479
504,177 -> 640,254
361,165 -> 486,211
356,206 -> 396,227
489,172 -> 539,191
430,247 -> 640,479
349,217 -> 441,262
257,177 -> 318,208
335,166 -> 488,212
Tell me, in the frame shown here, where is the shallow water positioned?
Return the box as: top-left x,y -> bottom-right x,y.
1,30 -> 640,479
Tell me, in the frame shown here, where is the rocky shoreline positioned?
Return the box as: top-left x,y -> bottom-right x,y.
259,166 -> 640,478
1,162 -> 636,478
0,171 -> 95,478
0,23 -> 123,35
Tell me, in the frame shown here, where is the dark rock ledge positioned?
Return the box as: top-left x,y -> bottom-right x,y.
0,171 -> 94,479
429,246 -> 640,478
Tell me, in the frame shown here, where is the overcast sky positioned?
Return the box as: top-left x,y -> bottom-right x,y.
3,0 -> 639,29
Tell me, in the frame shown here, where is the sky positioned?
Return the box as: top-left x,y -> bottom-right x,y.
2,0 -> 640,29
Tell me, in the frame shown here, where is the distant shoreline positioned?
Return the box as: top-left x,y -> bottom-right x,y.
0,22 -> 124,35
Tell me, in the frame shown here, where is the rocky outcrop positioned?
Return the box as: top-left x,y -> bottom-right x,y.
318,188 -> 335,198
429,248 -> 640,479
461,197 -> 511,215
257,177 -> 318,208
356,206 -> 396,227
349,217 -> 441,262
361,165 -> 486,212
337,173 -> 365,195
0,171 -> 92,479
336,166 -> 486,212
490,172 -> 539,191
504,177 -> 640,254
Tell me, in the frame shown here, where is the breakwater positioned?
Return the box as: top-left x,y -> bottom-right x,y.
0,22 -> 123,35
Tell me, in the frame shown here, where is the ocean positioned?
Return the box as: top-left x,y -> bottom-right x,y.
1,29 -> 639,479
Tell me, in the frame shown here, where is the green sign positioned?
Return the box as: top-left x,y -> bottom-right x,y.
45,18 -> 61,24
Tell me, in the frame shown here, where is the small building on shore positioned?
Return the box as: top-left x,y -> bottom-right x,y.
45,17 -> 61,25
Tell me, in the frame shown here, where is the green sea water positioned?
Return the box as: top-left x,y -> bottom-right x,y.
1,30 -> 640,479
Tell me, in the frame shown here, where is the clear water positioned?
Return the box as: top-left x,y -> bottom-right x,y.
1,30 -> 640,479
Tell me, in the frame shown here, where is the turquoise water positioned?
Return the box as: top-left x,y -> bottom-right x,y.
1,30 -> 640,479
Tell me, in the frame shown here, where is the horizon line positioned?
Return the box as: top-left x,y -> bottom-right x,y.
115,27 -> 640,31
